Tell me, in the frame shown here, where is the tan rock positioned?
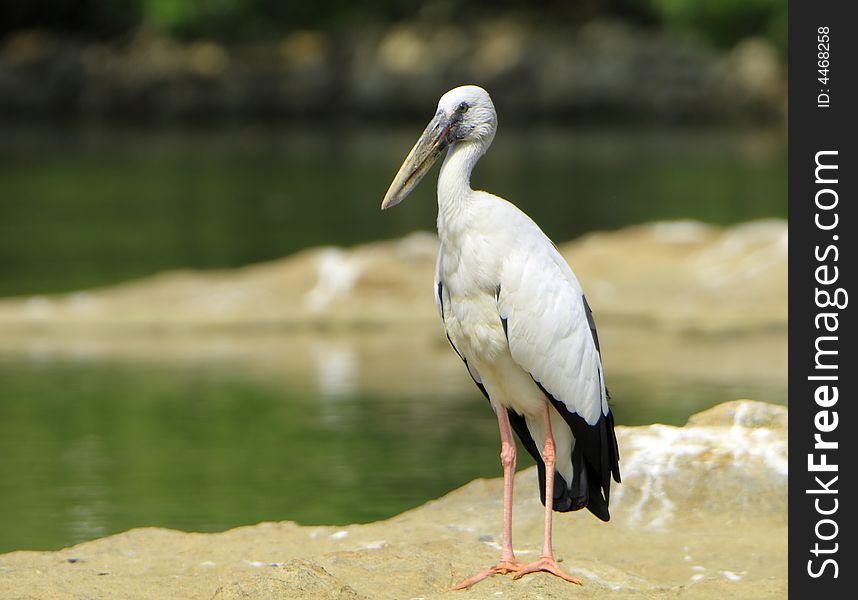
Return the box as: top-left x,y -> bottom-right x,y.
0,400 -> 786,600
0,221 -> 786,334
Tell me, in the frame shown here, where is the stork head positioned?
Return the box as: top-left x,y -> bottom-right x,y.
381,85 -> 497,210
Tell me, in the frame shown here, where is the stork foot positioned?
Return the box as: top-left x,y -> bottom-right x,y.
512,556 -> 583,585
450,559 -> 525,590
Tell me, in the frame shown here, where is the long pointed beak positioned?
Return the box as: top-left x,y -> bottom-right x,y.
381,112 -> 452,210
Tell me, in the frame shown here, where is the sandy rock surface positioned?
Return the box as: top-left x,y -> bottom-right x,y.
0,400 -> 786,600
0,220 -> 786,334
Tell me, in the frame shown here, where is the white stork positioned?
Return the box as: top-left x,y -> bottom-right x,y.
381,85 -> 620,589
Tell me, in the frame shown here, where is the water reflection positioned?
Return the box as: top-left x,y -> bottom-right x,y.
0,330 -> 785,553
311,340 -> 359,400
62,435 -> 109,544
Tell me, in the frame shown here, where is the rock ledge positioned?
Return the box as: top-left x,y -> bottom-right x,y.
0,400 -> 786,600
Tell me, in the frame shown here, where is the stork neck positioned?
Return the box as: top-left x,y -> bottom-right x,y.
437,141 -> 484,230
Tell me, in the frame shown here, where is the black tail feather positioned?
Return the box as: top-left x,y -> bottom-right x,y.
506,376 -> 621,521
506,406 -> 618,520
460,353 -> 620,522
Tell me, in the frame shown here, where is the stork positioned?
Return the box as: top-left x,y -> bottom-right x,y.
381,85 -> 620,589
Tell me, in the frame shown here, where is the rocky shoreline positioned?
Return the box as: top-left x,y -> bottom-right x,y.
0,400 -> 786,599
0,220 -> 787,334
1,20 -> 784,124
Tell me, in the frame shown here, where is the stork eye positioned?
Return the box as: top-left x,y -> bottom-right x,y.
457,102 -> 470,112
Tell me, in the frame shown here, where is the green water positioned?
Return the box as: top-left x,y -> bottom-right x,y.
0,358 -> 492,551
0,354 -> 785,554
0,124 -> 786,297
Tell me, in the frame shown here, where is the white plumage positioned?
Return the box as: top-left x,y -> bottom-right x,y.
382,85 -> 619,589
436,193 -> 607,481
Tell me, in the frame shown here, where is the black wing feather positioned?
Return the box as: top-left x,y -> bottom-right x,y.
533,379 -> 620,521
583,293 -> 611,400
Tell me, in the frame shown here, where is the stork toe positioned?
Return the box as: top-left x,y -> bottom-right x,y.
512,556 -> 583,585
450,559 -> 525,590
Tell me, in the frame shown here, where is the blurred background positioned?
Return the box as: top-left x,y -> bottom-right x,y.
0,0 -> 786,554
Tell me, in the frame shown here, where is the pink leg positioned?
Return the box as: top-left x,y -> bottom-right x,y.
451,406 -> 524,590
513,402 -> 582,585
497,406 -> 518,563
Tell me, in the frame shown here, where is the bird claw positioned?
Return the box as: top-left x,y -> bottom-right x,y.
450,559 -> 525,590
512,556 -> 583,585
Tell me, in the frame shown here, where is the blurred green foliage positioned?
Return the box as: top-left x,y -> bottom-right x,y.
645,0 -> 787,52
1,0 -> 786,50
